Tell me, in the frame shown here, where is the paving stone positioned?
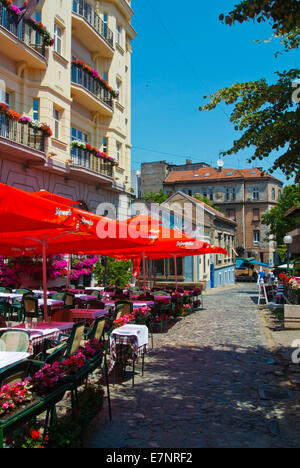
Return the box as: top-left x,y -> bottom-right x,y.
84,284 -> 300,449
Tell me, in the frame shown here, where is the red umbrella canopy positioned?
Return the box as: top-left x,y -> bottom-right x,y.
0,195 -> 161,257
31,190 -> 81,206
0,183 -> 79,234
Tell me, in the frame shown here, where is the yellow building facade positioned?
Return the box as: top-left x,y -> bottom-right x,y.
0,0 -> 135,216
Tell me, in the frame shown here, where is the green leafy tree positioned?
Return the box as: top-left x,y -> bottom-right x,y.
261,184 -> 300,244
142,189 -> 169,204
199,1 -> 300,182
93,257 -> 132,288
194,195 -> 221,211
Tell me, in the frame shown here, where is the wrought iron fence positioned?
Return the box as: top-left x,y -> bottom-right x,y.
72,0 -> 114,48
0,4 -> 46,57
0,114 -> 45,152
71,64 -> 114,109
71,148 -> 113,178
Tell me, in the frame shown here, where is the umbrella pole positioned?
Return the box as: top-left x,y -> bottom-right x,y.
174,255 -> 178,291
142,252 -> 146,295
42,238 -> 48,322
66,254 -> 71,289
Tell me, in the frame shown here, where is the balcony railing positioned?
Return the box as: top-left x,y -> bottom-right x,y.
71,64 -> 114,110
72,0 -> 114,48
71,148 -> 113,178
0,4 -> 46,57
0,114 -> 45,152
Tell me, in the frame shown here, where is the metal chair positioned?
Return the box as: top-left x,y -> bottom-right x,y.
22,296 -> 43,323
88,290 -> 101,299
0,360 -> 32,387
0,298 -> 10,321
64,292 -> 76,309
0,314 -> 7,329
84,316 -> 106,343
0,330 -> 30,352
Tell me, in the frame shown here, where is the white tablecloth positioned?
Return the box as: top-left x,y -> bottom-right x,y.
0,352 -> 30,370
110,324 -> 148,348
0,293 -> 22,301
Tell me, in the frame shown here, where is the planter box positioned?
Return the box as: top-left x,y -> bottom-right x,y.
284,305 -> 300,329
0,384 -> 69,447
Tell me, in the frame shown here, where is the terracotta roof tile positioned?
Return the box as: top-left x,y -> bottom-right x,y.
164,167 -> 282,184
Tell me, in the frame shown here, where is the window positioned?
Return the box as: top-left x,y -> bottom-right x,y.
116,79 -> 121,102
116,142 -> 121,163
209,189 -> 213,201
71,126 -> 88,143
225,188 -> 230,201
54,23 -> 62,55
253,208 -> 260,221
103,13 -> 108,36
169,257 -> 183,277
232,187 -> 236,201
53,108 -> 61,139
226,209 -> 236,221
271,187 -> 276,200
0,90 -> 10,108
116,21 -> 122,45
102,137 -> 108,154
154,259 -> 165,277
253,187 -> 260,200
33,98 -> 39,121
260,252 -> 264,263
34,11 -> 41,45
278,189 -> 282,199
253,230 -> 260,242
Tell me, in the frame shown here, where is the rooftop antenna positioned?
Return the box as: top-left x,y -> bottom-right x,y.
217,158 -> 224,172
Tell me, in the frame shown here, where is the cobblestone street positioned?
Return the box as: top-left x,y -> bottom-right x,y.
84,284 -> 300,448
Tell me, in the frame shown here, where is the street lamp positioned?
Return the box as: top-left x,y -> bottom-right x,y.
284,235 -> 293,276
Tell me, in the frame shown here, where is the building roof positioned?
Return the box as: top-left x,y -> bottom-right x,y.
164,167 -> 283,185
163,191 -> 237,226
285,205 -> 300,218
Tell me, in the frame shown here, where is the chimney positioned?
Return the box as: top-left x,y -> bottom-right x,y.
186,159 -> 192,165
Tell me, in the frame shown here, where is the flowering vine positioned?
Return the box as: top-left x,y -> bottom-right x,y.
69,255 -> 99,281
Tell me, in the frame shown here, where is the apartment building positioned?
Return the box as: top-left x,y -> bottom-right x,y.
163,163 -> 283,266
0,0 -> 135,217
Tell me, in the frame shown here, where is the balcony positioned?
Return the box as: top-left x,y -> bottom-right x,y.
71,64 -> 114,116
72,0 -> 114,58
0,4 -> 47,69
0,114 -> 45,154
70,147 -> 114,182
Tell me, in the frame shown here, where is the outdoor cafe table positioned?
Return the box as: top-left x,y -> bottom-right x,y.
108,324 -> 149,375
104,300 -> 155,311
0,322 -> 74,355
0,294 -> 64,313
70,309 -> 109,325
0,352 -> 30,370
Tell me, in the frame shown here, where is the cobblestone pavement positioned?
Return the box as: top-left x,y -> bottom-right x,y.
84,284 -> 300,448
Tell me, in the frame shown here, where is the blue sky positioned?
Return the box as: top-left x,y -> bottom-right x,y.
130,0 -> 298,185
